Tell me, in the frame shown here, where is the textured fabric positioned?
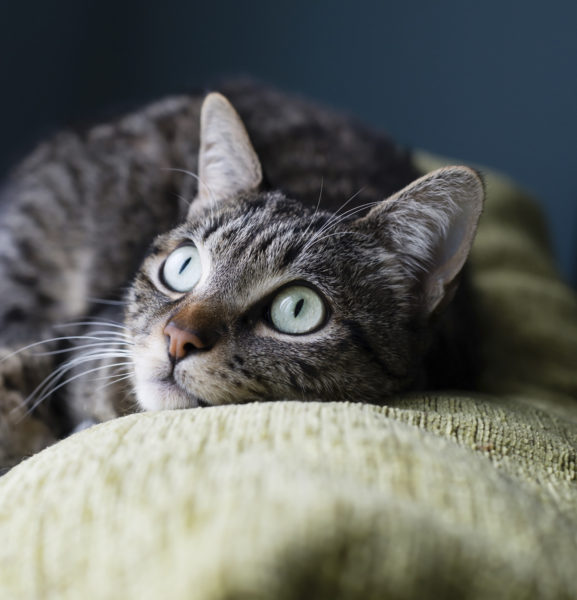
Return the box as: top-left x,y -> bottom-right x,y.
2,401 -> 577,600
2,156 -> 577,599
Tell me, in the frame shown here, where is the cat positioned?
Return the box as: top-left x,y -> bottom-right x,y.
0,81 -> 483,472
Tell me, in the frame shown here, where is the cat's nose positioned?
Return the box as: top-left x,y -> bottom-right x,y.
163,321 -> 216,361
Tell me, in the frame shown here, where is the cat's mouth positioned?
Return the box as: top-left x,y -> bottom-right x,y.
159,374 -> 211,408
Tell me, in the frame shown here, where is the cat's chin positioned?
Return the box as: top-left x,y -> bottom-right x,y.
135,376 -> 211,411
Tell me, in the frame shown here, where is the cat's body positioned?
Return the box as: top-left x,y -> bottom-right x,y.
0,81 -> 483,472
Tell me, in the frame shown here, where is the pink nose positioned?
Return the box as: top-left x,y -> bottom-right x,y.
163,321 -> 214,361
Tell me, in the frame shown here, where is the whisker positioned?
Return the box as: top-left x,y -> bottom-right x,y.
80,330 -> 132,341
305,230 -> 373,250
321,199 -> 378,223
33,341 -> 134,357
1,335 -> 130,363
55,320 -> 129,331
302,191 -> 368,251
302,199 -> 379,253
163,167 -> 218,219
11,350 -> 133,417
92,372 -> 133,389
54,322 -> 132,341
307,230 -> 355,246
28,364 -> 132,417
86,297 -> 126,307
175,192 -> 193,209
18,360 -> 134,419
312,187 -> 366,234
72,366 -> 133,387
314,199 -> 378,235
301,177 -> 325,240
118,387 -> 141,415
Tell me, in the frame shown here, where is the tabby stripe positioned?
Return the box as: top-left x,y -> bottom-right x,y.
143,243 -> 164,259
219,223 -> 242,242
279,245 -> 301,269
18,203 -> 49,231
342,319 -> 403,380
201,219 -> 224,241
295,359 -> 319,378
256,234 -> 276,255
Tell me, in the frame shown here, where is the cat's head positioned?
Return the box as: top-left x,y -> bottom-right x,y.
125,93 -> 484,410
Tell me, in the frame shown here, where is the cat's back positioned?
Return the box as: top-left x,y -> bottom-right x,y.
220,81 -> 419,209
4,80 -> 418,226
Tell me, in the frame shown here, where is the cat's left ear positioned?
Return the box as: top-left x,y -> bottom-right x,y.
190,92 -> 262,214
356,166 -> 484,315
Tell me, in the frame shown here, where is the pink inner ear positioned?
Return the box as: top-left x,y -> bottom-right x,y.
433,199 -> 476,280
425,183 -> 482,314
194,93 -> 262,213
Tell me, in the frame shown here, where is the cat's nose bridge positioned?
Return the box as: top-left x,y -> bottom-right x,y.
163,302 -> 224,361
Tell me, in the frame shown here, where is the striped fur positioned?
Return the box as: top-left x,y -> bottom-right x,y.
0,81 -> 482,470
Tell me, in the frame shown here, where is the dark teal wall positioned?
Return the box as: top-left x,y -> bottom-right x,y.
2,0 -> 577,280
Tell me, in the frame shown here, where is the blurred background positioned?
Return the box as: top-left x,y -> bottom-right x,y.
2,1 -> 577,281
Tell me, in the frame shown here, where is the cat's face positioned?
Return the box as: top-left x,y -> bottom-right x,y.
125,192 -> 421,410
125,93 -> 484,410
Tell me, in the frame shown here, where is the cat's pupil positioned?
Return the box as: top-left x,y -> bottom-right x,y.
179,257 -> 191,275
294,298 -> 304,318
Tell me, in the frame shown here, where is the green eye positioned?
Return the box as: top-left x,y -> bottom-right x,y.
269,285 -> 326,334
161,245 -> 202,293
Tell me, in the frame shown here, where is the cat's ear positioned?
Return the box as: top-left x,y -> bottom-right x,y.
191,92 -> 262,213
356,166 -> 484,315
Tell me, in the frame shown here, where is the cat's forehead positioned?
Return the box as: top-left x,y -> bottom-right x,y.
193,191 -> 318,230
192,194 -> 329,284
188,192 -> 328,262
149,191 -> 378,307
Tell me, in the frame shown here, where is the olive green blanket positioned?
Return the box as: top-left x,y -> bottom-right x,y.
1,154 -> 577,599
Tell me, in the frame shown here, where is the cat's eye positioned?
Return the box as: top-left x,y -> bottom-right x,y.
269,285 -> 326,335
160,245 -> 202,293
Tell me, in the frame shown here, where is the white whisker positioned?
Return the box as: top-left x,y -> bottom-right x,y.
175,192 -> 193,209
86,297 -> 125,306
313,199 -> 377,236
93,372 -> 133,388
53,323 -> 132,342
302,198 -> 379,253
301,177 -> 325,240
10,348 -> 133,417
1,335 -> 130,363
34,341 -> 133,357
55,320 -> 129,331
163,167 -> 218,219
302,190 -> 367,251
305,230 -> 372,250
18,361 -> 134,419
314,187 -> 366,233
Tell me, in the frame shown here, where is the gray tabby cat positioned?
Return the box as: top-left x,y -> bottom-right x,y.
0,81 -> 483,472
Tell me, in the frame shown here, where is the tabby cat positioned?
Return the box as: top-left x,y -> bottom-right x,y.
0,81 -> 483,472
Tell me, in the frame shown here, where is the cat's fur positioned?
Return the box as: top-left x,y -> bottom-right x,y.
0,81 -> 483,472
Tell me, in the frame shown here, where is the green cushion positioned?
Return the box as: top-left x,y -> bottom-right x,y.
2,156 -> 577,599
416,152 -> 577,413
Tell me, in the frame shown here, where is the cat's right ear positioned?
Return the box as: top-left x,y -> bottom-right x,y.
189,93 -> 263,215
355,166 -> 484,316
